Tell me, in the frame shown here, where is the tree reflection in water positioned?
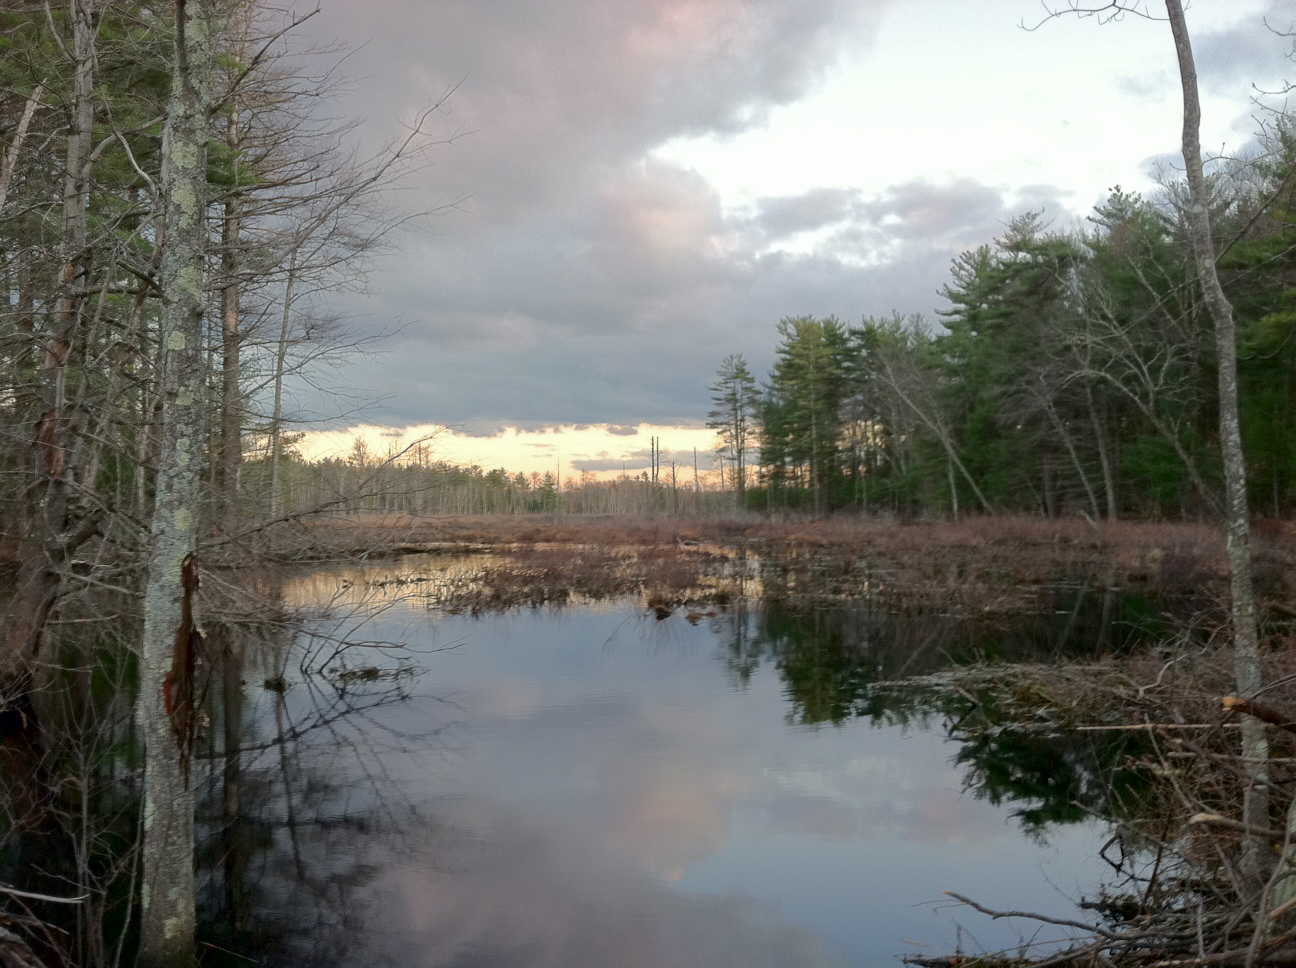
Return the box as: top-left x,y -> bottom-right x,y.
211,578 -> 1164,966
720,590 -> 1161,834
197,598 -> 440,968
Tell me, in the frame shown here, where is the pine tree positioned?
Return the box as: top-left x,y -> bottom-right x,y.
706,354 -> 758,507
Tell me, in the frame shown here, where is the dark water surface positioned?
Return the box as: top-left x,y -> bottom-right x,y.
209,561 -> 1118,968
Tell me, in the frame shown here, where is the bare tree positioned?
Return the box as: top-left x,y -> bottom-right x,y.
865,314 -> 995,515
1163,0 -> 1266,886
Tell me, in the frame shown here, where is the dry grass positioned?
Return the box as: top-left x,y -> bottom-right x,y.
226,513 -> 1296,616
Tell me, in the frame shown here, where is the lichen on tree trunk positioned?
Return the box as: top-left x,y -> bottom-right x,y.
135,1 -> 220,964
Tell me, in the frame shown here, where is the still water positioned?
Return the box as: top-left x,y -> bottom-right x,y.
210,560 -> 1117,967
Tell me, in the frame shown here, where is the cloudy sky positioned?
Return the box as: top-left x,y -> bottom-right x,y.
287,0 -> 1293,475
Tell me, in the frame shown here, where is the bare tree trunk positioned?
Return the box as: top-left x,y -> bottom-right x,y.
269,254 -> 298,518
1164,0 -> 1268,887
218,1 -> 256,535
215,55 -> 249,908
0,83 -> 43,213
136,1 -> 219,963
220,109 -> 243,534
1086,384 -> 1119,520
877,359 -> 994,514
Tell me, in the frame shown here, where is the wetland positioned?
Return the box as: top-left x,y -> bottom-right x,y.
8,515 -> 1296,967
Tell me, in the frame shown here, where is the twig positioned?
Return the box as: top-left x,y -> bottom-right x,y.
1075,723 -> 1238,731
943,891 -> 1114,939
0,883 -> 87,904
1187,813 -> 1287,841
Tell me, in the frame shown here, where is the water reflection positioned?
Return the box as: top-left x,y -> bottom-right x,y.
371,800 -> 846,968
734,599 -> 1156,831
185,559 -> 1164,967
196,601 -> 437,967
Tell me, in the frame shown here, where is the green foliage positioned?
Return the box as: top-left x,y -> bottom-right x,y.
707,353 -> 758,499
1120,436 -> 1192,516
760,316 -> 852,514
717,141 -> 1296,518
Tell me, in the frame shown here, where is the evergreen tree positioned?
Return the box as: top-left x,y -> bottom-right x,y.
938,213 -> 1086,514
706,353 -> 758,506
761,316 -> 851,515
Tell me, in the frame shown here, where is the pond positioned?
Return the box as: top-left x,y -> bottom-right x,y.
198,558 -> 1144,968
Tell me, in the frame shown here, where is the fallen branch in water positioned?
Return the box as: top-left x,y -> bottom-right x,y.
1075,723 -> 1239,732
944,891 -> 1115,940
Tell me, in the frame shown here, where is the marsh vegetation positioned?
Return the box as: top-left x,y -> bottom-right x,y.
5,514 -> 1295,966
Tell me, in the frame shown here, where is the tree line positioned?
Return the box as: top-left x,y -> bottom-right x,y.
259,440 -> 734,518
709,131 -> 1296,520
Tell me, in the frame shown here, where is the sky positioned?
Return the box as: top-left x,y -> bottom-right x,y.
283,0 -> 1294,477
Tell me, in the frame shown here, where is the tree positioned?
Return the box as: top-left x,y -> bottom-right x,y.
136,1 -> 221,962
863,313 -> 996,516
1064,188 -> 1218,516
1224,124 -> 1296,516
706,354 -> 758,507
1074,187 -> 1203,518
761,316 -> 851,516
938,214 -> 1088,515
1162,0 -> 1266,886
1037,0 -> 1269,890
0,3 -> 455,960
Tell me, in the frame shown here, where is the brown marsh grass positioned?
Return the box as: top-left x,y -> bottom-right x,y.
230,513 -> 1296,616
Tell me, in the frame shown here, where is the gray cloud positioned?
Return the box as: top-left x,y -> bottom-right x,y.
266,2 -> 1135,436
1193,1 -> 1293,93
278,169 -> 1070,430
572,446 -> 703,473
308,0 -> 892,221
571,458 -> 632,473
369,801 -> 845,968
751,187 -> 863,237
1115,70 -> 1173,100
1113,2 -> 1290,105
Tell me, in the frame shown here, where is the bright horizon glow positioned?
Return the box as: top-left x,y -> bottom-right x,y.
298,422 -> 723,483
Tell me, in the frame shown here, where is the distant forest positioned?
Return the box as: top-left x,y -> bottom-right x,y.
708,134 -> 1296,520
